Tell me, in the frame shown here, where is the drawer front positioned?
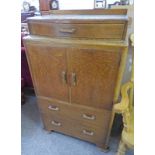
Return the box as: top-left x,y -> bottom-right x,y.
42,113 -> 109,144
38,97 -> 112,127
29,22 -> 126,40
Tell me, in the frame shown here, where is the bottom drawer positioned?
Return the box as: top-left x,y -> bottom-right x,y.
41,113 -> 110,145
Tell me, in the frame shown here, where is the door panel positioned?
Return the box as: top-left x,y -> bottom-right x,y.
26,43 -> 69,102
69,48 -> 121,110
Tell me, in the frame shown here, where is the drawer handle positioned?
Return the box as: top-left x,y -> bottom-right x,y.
48,105 -> 59,111
59,28 -> 76,33
51,120 -> 61,126
82,129 -> 94,136
71,73 -> 77,86
82,114 -> 95,120
61,71 -> 67,84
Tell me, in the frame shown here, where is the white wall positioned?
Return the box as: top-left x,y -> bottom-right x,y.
58,0 -> 125,10
59,0 -> 94,10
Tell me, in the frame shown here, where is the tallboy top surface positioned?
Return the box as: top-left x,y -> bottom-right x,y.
27,14 -> 128,21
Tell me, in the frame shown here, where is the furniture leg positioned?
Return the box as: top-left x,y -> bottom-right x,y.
43,126 -> 53,133
97,143 -> 110,152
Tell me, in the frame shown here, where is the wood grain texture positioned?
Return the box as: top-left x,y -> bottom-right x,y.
27,12 -> 128,40
29,22 -> 125,40
24,37 -> 128,148
113,47 -> 128,103
24,10 -> 128,149
38,97 -> 111,145
25,43 -> 69,102
49,9 -> 127,15
24,35 -> 128,48
42,113 -> 110,145
38,97 -> 111,128
69,48 -> 121,110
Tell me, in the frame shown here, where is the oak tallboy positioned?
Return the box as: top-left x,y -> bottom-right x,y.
24,9 -> 128,150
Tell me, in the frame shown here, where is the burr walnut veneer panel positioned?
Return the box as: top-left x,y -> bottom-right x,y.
25,44 -> 69,102
69,48 -> 121,110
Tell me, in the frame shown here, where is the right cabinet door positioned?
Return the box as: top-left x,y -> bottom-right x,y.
69,48 -> 121,110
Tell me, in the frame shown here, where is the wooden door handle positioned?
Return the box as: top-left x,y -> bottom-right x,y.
59,28 -> 76,33
71,73 -> 77,86
61,71 -> 67,84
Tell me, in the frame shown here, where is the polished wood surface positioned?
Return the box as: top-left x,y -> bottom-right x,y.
24,36 -> 127,109
38,97 -> 111,128
49,9 -> 127,15
42,113 -> 110,145
28,11 -> 128,40
25,44 -> 69,102
27,14 -> 128,21
39,97 -> 111,145
24,35 -> 128,48
24,10 -> 128,150
69,48 -> 121,110
28,22 -> 126,40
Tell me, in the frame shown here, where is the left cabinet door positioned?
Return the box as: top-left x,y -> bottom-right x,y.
25,43 -> 69,102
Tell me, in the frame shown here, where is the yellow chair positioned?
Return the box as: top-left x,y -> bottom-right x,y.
114,82 -> 134,155
114,34 -> 134,155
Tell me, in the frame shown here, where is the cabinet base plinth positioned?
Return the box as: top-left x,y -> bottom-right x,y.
97,144 -> 110,152
43,126 -> 53,133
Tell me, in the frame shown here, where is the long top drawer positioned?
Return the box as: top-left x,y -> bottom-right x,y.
28,14 -> 128,40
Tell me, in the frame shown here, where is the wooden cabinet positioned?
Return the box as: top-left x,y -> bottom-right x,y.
24,9 -> 128,150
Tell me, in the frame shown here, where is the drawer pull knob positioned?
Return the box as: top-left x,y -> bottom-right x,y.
48,105 -> 59,111
82,129 -> 94,136
59,28 -> 76,33
51,120 -> 61,126
82,114 -> 95,120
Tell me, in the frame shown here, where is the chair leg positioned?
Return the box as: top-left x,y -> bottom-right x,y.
116,140 -> 126,155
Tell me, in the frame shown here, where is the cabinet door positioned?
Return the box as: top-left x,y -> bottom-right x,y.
26,43 -> 69,102
69,48 -> 121,110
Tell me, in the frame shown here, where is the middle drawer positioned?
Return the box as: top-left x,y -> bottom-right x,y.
37,97 -> 112,127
